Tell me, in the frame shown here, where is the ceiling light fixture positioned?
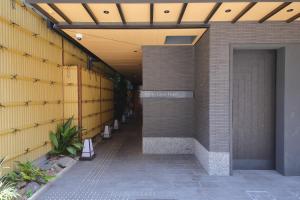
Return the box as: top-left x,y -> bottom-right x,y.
225,9 -> 232,13
103,10 -> 110,14
287,8 -> 294,12
164,10 -> 170,14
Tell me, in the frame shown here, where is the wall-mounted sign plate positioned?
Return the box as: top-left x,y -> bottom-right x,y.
140,91 -> 194,98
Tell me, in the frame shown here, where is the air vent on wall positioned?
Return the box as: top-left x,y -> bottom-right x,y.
165,35 -> 197,45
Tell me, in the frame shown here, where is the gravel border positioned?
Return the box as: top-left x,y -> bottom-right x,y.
28,158 -> 78,200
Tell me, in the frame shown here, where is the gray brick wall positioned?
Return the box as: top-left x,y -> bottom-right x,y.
143,98 -> 194,137
208,22 -> 300,152
142,46 -> 195,138
143,46 -> 194,90
194,31 -> 210,149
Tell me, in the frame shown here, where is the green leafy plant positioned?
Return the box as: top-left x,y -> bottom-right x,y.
25,189 -> 33,198
5,161 -> 53,185
0,157 -> 19,200
49,117 -> 83,157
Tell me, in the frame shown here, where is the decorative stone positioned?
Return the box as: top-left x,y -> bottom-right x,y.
57,156 -> 75,168
24,182 -> 40,195
39,160 -> 54,171
16,181 -> 27,189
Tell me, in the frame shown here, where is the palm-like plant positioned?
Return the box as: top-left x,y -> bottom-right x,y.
49,117 -> 83,157
0,157 -> 19,200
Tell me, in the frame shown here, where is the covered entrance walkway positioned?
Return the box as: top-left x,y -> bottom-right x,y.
38,117 -> 208,200
38,118 -> 300,200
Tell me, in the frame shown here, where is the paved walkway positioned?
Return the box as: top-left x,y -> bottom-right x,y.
38,119 -> 300,200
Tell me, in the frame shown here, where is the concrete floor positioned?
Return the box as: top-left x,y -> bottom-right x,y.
38,118 -> 300,200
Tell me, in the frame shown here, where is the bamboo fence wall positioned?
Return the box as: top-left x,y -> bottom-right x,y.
0,0 -> 114,170
81,69 -> 101,139
101,77 -> 114,127
62,67 -> 114,139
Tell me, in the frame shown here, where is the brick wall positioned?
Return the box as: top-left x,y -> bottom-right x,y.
143,46 -> 194,90
142,46 -> 195,138
208,22 -> 300,152
194,31 -> 210,149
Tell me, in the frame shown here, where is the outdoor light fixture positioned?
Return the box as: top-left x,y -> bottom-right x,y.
225,9 -> 232,13
80,138 -> 95,160
287,9 -> 294,12
103,10 -> 109,14
164,10 -> 170,14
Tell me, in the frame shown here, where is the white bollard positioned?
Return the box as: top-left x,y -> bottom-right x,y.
80,138 -> 95,160
102,125 -> 112,139
113,119 -> 119,130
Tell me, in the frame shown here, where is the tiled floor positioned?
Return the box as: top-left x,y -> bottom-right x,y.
38,118 -> 300,200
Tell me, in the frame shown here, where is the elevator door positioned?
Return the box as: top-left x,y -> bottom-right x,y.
233,50 -> 276,170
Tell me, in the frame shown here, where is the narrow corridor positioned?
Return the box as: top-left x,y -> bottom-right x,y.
38,118 -> 300,200
38,118 -> 207,200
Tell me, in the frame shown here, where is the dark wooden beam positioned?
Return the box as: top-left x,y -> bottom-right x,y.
286,13 -> 300,23
30,3 -> 58,24
48,3 -> 72,24
116,3 -> 126,25
204,2 -> 222,24
55,23 -> 209,29
232,2 -> 256,23
82,3 -> 99,24
259,2 -> 292,23
150,3 -> 154,25
177,3 -> 188,24
25,0 -> 300,3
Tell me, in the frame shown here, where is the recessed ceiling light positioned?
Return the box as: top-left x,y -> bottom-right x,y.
164,10 -> 170,14
225,9 -> 232,13
287,8 -> 294,12
103,10 -> 109,14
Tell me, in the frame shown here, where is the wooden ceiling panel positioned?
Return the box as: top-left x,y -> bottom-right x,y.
63,29 -> 206,76
268,2 -> 300,21
154,3 -> 183,23
122,4 -> 150,23
239,2 -> 283,21
182,3 -> 216,22
37,3 -> 65,22
88,3 -> 122,23
54,3 -> 93,23
211,2 -> 249,21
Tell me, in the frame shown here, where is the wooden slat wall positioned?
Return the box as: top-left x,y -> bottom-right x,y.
63,39 -> 88,68
81,68 -> 101,139
0,0 -> 108,171
63,66 -> 79,126
101,77 -> 114,126
0,0 -> 63,170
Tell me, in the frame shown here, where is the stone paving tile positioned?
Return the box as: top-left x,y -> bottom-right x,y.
38,119 -> 300,200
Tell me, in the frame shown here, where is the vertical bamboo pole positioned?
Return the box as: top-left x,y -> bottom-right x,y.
100,75 -> 102,132
62,37 -> 65,121
77,66 -> 83,140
